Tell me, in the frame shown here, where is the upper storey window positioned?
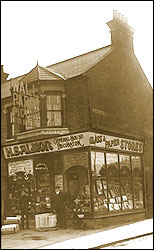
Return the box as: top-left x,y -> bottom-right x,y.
8,78 -> 64,137
46,95 -> 62,127
25,96 -> 41,130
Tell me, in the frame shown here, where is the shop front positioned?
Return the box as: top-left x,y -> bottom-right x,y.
3,131 -> 146,228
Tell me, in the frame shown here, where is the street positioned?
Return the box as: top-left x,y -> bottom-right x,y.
101,234 -> 153,249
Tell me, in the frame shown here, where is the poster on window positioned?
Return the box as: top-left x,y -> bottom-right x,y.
55,175 -> 63,191
8,159 -> 33,176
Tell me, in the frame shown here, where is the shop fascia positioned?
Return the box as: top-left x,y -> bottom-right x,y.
3,132 -> 143,159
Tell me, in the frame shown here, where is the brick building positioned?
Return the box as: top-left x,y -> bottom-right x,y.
1,11 -> 153,228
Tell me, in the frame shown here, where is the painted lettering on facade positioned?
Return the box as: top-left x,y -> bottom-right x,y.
3,132 -> 144,159
4,140 -> 53,158
53,134 -> 84,150
10,79 -> 40,128
89,133 -> 143,153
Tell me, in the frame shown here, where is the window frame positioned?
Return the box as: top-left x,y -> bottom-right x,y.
90,149 -> 144,216
45,93 -> 63,128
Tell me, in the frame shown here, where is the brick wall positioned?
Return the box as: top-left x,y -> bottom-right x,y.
66,77 -> 90,132
86,49 -> 153,138
86,48 -> 153,219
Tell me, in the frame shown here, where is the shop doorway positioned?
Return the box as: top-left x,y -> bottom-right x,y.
64,166 -> 91,216
65,166 -> 88,200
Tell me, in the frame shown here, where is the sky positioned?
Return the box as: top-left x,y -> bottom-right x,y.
1,1 -> 153,87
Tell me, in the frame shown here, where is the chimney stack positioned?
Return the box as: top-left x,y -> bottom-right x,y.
107,10 -> 135,53
1,65 -> 9,82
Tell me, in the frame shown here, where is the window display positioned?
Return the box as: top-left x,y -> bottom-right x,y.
121,180 -> 133,210
108,180 -> 121,211
93,179 -> 108,213
119,155 -> 131,178
106,153 -> 119,178
91,151 -> 106,176
133,180 -> 144,209
131,156 -> 144,209
131,156 -> 142,178
8,172 -> 33,215
91,151 -> 144,215
34,172 -> 51,213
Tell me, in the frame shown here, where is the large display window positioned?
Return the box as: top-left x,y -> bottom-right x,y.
91,152 -> 108,213
131,156 -> 144,209
91,151 -> 144,215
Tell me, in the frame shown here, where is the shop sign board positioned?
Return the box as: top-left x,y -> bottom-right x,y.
3,133 -> 88,159
35,163 -> 48,171
3,132 -> 143,159
88,132 -> 143,154
8,159 -> 33,176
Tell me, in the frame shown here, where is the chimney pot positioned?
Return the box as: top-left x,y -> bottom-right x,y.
118,12 -> 122,20
107,11 -> 134,53
124,17 -> 128,24
113,10 -> 118,20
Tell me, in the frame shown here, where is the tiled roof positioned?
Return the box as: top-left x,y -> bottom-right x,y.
21,64 -> 64,83
46,45 -> 112,79
1,45 -> 112,99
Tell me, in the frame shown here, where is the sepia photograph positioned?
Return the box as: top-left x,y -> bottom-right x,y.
1,1 -> 153,249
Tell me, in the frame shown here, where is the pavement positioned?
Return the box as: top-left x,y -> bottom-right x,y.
1,218 -> 153,249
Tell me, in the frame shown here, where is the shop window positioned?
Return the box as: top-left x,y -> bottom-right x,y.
91,151 -> 144,215
106,153 -> 119,178
133,180 -> 144,209
121,180 -> 133,210
108,179 -> 121,211
119,155 -> 131,178
93,178 -> 108,213
131,156 -> 142,178
8,172 -> 33,216
91,152 -> 108,214
35,172 -> 51,214
46,95 -> 62,127
131,156 -> 144,209
91,151 -> 106,176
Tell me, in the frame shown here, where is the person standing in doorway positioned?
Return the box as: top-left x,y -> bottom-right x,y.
19,188 -> 30,229
53,186 -> 67,229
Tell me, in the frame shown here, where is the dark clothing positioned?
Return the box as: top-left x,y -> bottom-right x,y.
53,191 -> 67,228
19,195 -> 30,229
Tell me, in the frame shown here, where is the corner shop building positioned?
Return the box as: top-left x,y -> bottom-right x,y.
3,131 -> 146,228
1,11 -> 153,228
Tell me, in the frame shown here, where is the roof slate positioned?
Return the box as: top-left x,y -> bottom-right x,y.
21,64 -> 63,83
46,45 -> 112,79
1,45 -> 112,99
